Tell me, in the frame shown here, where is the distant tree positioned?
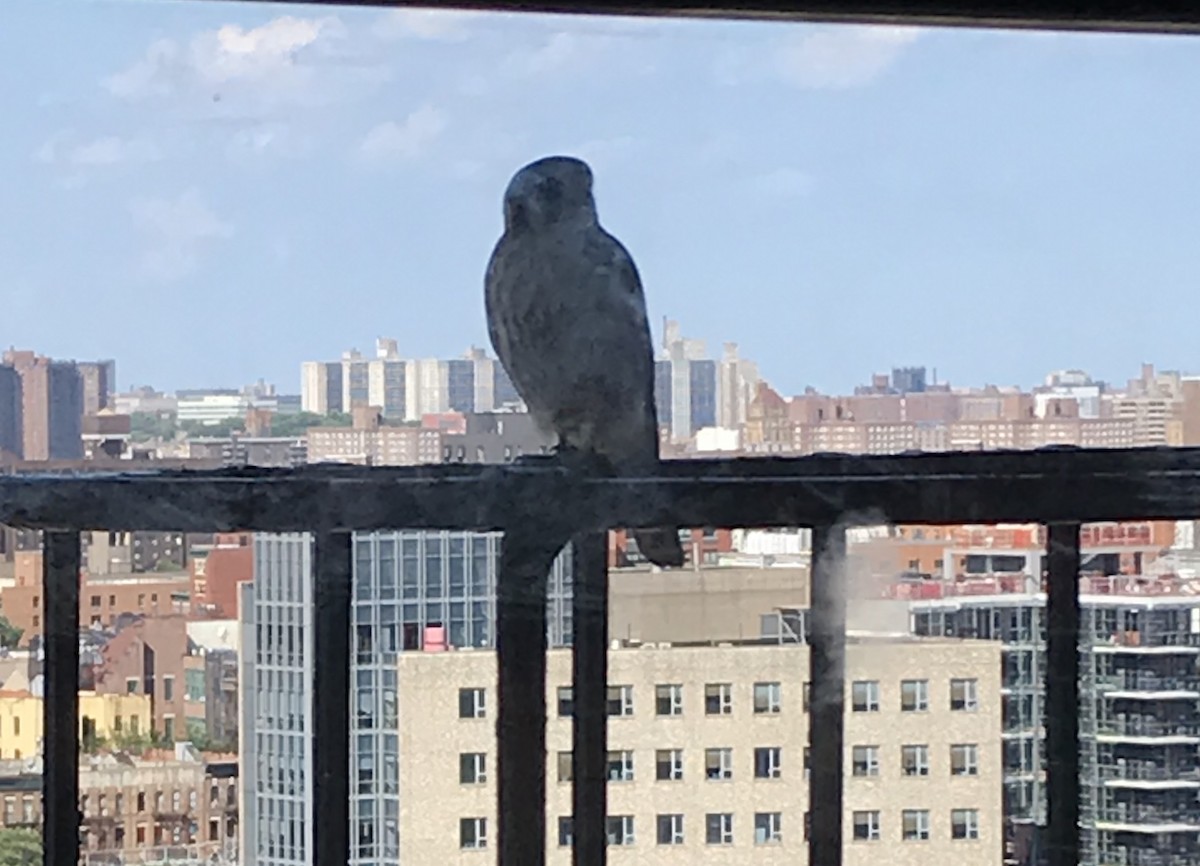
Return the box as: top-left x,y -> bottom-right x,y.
0,616 -> 22,650
130,412 -> 178,443
0,828 -> 41,866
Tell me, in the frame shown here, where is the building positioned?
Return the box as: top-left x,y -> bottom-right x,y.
656,320 -> 719,442
911,579 -> 1200,866
1,556 -> 191,643
300,361 -> 344,416
397,637 -> 1002,865
440,412 -> 552,464
190,534 -> 254,619
239,531 -> 574,866
78,360 -> 117,416
306,409 -> 442,466
1,350 -> 84,461
0,691 -> 150,759
93,616 -> 207,743
187,435 -> 307,468
176,389 -> 279,427
0,365 -> 22,460
0,746 -> 239,865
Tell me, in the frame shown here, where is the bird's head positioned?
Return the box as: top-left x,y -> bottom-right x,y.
502,155 -> 596,233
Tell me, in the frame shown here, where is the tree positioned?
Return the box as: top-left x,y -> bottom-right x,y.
270,411 -> 352,438
0,615 -> 22,650
0,828 -> 41,866
129,411 -> 178,442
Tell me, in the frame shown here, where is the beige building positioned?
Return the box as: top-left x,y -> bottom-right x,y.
398,637 -> 1003,865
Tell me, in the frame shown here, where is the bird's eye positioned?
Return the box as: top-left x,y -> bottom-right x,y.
540,177 -> 565,203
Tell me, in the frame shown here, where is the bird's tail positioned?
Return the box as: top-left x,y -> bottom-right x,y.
633,527 -> 685,569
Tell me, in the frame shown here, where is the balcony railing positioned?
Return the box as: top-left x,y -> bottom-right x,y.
4,446 -> 1200,866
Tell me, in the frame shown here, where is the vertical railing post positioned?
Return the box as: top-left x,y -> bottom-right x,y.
43,530 -> 81,866
571,532 -> 609,866
809,522 -> 846,866
313,530 -> 352,866
1046,522 -> 1081,866
497,527 -> 562,866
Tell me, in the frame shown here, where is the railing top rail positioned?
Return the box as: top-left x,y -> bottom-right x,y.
1,446 -> 1198,533
202,0 -> 1200,37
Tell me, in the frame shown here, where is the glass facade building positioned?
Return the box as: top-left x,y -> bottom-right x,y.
240,531 -> 573,866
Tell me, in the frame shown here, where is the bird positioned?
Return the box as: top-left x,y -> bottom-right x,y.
484,155 -> 685,569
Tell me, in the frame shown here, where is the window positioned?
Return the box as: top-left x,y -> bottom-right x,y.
656,813 -> 684,845
704,683 -> 733,715
607,685 -> 633,717
901,679 -> 929,712
754,746 -> 782,779
163,676 -> 174,701
754,812 -> 782,845
705,813 -> 733,845
902,810 -> 930,841
606,815 -> 634,846
606,750 -> 634,782
950,678 -> 978,711
753,682 -> 782,714
556,752 -> 573,783
852,680 -> 880,711
11,718 -> 18,736
557,817 -> 573,848
852,745 -> 880,777
951,744 -> 979,776
705,747 -> 733,780
952,809 -> 979,840
802,681 -> 811,711
126,678 -> 138,694
458,688 -> 485,719
459,818 -> 486,850
655,749 -> 683,781
655,684 -> 683,716
853,811 -> 881,841
902,744 -> 930,777
459,753 -> 486,785
557,687 -> 574,718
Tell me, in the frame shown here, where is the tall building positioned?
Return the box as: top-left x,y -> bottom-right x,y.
77,360 -> 117,415
1,350 -> 83,460
0,364 -> 22,459
911,583 -> 1200,866
239,532 -> 574,866
892,367 -> 928,394
300,361 -> 344,416
656,320 -> 742,442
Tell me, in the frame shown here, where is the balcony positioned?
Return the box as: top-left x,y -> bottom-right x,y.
1096,672 -> 1200,697
5,445 -> 1200,866
1098,764 -> 1200,786
1095,718 -> 1200,741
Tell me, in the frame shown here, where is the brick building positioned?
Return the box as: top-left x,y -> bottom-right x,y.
93,616 -> 207,743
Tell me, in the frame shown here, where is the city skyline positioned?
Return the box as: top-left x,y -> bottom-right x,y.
5,5 -> 1200,394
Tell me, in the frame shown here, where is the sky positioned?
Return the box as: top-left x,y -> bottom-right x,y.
2,2 -> 1200,397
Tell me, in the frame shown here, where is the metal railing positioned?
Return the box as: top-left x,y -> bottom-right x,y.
4,447 -> 1200,866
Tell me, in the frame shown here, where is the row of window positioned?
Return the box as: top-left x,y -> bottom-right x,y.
456,676 -> 982,720
457,742 -> 980,785
458,808 -> 983,849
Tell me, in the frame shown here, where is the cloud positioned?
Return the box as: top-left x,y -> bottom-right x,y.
104,15 -> 361,108
776,25 -> 921,88
129,190 -> 233,282
718,24 -> 922,90
35,131 -> 163,169
372,8 -> 474,42
358,106 -> 447,163
224,123 -> 311,161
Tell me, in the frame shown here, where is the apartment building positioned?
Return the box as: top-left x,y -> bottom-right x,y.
0,691 -> 150,760
398,638 -> 1003,866
912,580 -> 1200,866
0,745 -> 238,865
